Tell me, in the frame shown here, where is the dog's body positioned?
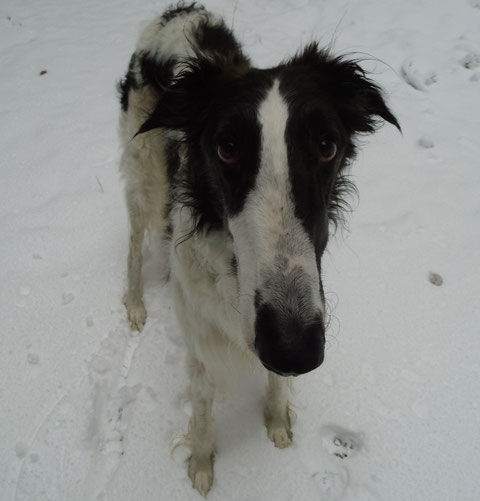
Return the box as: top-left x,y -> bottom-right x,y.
118,4 -> 398,495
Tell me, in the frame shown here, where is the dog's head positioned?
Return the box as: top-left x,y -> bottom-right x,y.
139,43 -> 400,376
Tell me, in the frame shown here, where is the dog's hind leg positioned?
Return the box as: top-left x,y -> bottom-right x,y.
264,372 -> 293,448
188,357 -> 215,497
123,185 -> 147,331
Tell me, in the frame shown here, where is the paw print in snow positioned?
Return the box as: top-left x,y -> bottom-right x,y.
320,425 -> 363,460
401,56 -> 437,91
332,436 -> 355,459
462,52 -> 480,70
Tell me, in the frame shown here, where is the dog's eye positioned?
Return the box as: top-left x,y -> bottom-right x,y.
217,141 -> 240,165
319,139 -> 337,163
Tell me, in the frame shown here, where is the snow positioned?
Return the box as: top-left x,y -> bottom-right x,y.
1,0 -> 480,499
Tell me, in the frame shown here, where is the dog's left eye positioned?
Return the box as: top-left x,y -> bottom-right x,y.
319,139 -> 337,163
217,141 -> 240,165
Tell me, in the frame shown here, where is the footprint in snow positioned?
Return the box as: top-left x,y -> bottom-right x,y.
428,272 -> 443,286
462,52 -> 480,70
27,353 -> 40,365
320,425 -> 364,459
401,56 -> 438,91
62,292 -> 74,305
418,135 -> 434,149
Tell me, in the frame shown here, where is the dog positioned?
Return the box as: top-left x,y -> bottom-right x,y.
118,3 -> 399,496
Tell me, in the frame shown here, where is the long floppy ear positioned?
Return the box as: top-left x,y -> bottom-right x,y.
294,43 -> 401,134
136,53 -> 250,136
136,57 -> 221,135
328,57 -> 401,134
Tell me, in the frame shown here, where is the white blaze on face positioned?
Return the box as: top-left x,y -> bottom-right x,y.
228,80 -> 323,346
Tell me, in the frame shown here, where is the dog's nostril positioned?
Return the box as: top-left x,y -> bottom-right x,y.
254,302 -> 325,376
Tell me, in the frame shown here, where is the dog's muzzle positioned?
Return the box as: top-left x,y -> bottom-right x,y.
254,301 -> 325,377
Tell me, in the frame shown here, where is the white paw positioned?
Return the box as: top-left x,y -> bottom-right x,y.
188,455 -> 214,497
124,296 -> 147,331
267,425 -> 292,449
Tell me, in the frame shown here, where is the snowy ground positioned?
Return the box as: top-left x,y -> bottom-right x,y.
1,0 -> 480,500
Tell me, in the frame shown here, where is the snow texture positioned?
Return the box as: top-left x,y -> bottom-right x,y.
1,0 -> 480,500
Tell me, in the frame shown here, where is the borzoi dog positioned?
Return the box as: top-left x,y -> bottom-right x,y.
118,3 -> 399,496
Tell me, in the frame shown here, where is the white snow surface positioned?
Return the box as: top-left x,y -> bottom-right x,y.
1,0 -> 480,500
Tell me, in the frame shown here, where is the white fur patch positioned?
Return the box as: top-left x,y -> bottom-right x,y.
136,10 -> 221,74
169,207 -> 260,390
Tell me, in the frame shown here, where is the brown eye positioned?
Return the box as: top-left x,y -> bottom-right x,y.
319,139 -> 337,163
217,141 -> 240,165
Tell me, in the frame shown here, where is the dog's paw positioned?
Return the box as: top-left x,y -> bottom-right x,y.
188,454 -> 214,497
265,405 -> 293,449
124,296 -> 147,331
267,424 -> 292,448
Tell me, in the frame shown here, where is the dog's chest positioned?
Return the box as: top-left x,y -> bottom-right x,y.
170,216 -> 241,342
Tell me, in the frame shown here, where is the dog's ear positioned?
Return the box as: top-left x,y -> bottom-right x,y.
136,57 -> 218,135
328,58 -> 401,134
293,43 -> 401,134
137,54 -> 250,135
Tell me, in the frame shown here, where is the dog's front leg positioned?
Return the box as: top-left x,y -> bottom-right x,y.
123,190 -> 147,331
188,356 -> 215,497
264,371 -> 292,448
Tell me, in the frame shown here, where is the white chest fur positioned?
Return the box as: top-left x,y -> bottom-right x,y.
169,209 -> 258,386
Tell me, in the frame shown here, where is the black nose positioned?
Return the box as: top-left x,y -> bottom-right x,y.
254,302 -> 325,376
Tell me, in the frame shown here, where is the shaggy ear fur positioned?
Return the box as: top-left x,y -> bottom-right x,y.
137,54 -> 250,135
136,57 -> 219,134
329,59 -> 401,134
293,43 -> 401,134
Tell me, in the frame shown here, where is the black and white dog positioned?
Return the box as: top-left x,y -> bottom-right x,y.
118,3 -> 399,496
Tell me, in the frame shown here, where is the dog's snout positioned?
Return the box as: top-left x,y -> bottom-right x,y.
254,302 -> 325,376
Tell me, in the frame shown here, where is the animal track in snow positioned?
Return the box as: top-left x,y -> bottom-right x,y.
83,330 -> 143,499
462,52 -> 480,70
27,353 -> 40,365
11,324 -> 143,501
320,425 -> 364,459
429,272 -> 443,286
401,56 -> 438,91
61,292 -> 74,305
15,443 -> 28,459
419,135 -> 435,149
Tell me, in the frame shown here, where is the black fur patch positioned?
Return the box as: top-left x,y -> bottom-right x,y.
138,52 -> 175,92
135,18 -> 267,234
118,51 -> 176,113
161,2 -> 205,23
118,54 -> 138,112
230,255 -> 238,276
276,44 -> 399,269
195,20 -> 250,69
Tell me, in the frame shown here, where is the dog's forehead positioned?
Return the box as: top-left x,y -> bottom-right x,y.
223,67 -> 327,127
259,78 -> 288,130
216,66 -> 325,128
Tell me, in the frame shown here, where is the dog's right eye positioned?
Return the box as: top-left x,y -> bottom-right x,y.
217,141 -> 240,165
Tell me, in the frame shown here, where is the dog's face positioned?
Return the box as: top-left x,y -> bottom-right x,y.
140,44 -> 399,376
